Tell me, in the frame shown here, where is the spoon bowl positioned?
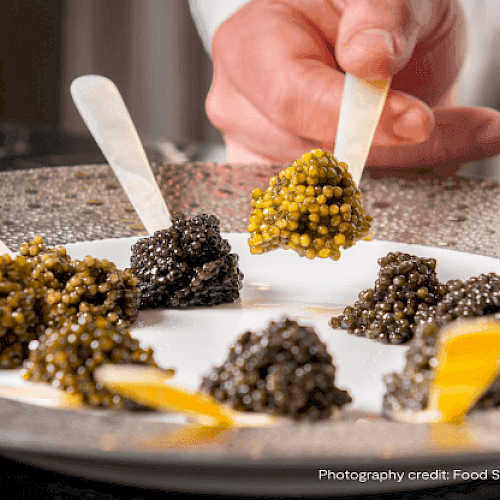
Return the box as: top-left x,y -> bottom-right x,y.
94,364 -> 278,428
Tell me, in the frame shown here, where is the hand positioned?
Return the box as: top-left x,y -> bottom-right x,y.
206,0 -> 500,177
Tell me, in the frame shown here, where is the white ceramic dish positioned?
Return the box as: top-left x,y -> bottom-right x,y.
1,234 -> 500,496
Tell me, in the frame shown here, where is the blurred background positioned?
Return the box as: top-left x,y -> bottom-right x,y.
0,0 -> 224,170
1,0 -> 500,178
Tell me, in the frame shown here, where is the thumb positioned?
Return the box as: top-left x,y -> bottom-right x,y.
335,0 -> 434,79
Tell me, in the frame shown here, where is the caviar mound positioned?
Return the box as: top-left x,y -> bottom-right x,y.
21,313 -> 159,410
19,236 -> 75,292
21,235 -> 141,329
0,235 -> 142,370
130,213 -> 244,308
329,251 -> 447,344
383,273 -> 500,414
0,253 -> 42,368
42,257 -> 141,328
247,149 -> 372,260
199,317 -> 352,420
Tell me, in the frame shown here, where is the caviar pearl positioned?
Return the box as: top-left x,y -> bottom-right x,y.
383,272 -> 500,413
21,313 -> 161,410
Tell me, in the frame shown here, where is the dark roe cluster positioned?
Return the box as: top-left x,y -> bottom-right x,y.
329,251 -> 447,344
200,317 -> 352,420
248,149 -> 372,260
383,273 -> 500,414
130,213 -> 244,308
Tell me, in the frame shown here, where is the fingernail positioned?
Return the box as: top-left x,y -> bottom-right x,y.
393,108 -> 428,142
346,29 -> 396,55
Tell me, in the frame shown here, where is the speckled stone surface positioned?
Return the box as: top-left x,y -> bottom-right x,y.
1,162 -> 500,260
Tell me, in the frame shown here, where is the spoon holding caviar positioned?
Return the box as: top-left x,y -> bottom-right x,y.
386,318 -> 500,424
334,74 -> 391,187
70,75 -> 172,235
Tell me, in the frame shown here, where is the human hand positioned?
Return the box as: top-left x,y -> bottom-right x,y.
206,0 -> 500,177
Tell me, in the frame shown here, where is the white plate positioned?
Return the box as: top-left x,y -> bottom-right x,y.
2,234 -> 500,496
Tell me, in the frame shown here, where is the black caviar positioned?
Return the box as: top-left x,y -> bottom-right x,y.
200,317 -> 351,420
21,313 -> 159,409
383,273 -> 500,413
130,213 -> 243,308
248,149 -> 372,260
329,251 -> 447,344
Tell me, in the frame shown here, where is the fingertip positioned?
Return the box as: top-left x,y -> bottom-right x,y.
392,108 -> 432,143
474,108 -> 500,154
381,93 -> 434,144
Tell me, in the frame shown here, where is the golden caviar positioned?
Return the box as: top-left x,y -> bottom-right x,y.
21,313 -> 158,410
248,149 -> 372,260
0,235 -> 141,372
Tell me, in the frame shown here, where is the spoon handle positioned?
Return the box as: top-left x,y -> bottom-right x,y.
71,75 -> 172,234
334,74 -> 391,187
0,240 -> 12,257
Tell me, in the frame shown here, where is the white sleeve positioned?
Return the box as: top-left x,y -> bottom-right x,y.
456,0 -> 500,179
188,0 -> 252,56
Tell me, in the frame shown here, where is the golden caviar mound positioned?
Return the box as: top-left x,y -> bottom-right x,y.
21,313 -> 159,410
19,235 -> 141,330
247,149 -> 372,260
0,252 -> 42,368
0,235 -> 141,370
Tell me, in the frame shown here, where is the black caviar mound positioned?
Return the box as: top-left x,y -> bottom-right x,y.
21,313 -> 159,410
383,273 -> 500,414
0,252 -> 42,368
130,213 -> 244,308
199,317 -> 352,421
329,251 -> 447,344
247,149 -> 372,260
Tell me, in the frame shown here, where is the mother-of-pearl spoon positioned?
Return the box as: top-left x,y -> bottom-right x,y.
70,75 -> 172,235
94,364 -> 277,427
0,240 -> 12,256
334,74 -> 391,187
